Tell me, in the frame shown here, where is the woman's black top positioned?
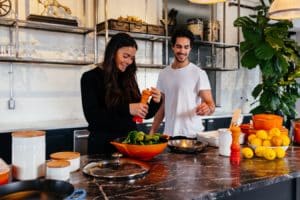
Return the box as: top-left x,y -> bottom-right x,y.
81,67 -> 161,155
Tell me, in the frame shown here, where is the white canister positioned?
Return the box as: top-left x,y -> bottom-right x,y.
12,130 -> 46,180
218,128 -> 232,157
50,152 -> 80,172
46,160 -> 70,181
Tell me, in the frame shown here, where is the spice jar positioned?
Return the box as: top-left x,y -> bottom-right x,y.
50,151 -> 80,172
187,18 -> 204,40
46,160 -> 70,181
12,130 -> 46,180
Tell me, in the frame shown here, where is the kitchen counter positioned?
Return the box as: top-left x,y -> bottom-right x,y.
0,112 -> 251,133
70,146 -> 300,200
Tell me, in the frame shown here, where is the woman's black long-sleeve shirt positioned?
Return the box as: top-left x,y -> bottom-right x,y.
81,67 -> 161,155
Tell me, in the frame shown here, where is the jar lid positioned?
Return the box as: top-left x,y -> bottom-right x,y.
12,130 -> 45,138
50,151 -> 80,160
47,160 -> 70,168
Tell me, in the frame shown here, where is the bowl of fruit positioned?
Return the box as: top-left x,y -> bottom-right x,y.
242,128 -> 290,160
111,131 -> 168,161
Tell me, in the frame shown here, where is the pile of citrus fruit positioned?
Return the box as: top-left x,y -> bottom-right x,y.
241,127 -> 290,160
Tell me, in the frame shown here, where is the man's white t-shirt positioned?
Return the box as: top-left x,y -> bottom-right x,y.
157,63 -> 211,138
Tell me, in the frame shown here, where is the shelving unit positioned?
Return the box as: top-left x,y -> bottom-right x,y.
0,0 -> 95,66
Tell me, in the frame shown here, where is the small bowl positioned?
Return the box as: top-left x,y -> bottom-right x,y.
168,139 -> 208,154
110,138 -> 168,161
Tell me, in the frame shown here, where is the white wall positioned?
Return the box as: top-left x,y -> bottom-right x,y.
0,0 -> 263,129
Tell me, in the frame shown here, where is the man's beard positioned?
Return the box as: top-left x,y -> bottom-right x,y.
175,53 -> 187,63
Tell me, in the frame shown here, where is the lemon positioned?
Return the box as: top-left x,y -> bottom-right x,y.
248,134 -> 256,142
262,140 -> 271,147
274,147 -> 286,158
255,146 -> 266,157
269,128 -> 281,137
242,147 -> 254,159
263,148 -> 276,160
256,130 -> 268,140
251,137 -> 262,147
281,135 -> 291,146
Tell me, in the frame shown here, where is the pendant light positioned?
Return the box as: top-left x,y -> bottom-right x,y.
269,0 -> 300,20
188,0 -> 226,4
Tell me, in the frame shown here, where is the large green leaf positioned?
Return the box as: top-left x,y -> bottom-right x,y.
241,50 -> 260,69
254,43 -> 275,60
260,60 -> 274,78
252,84 -> 263,98
234,16 -> 256,27
240,41 -> 254,53
242,27 -> 262,45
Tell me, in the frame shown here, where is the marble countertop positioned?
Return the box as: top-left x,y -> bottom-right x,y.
70,146 -> 300,200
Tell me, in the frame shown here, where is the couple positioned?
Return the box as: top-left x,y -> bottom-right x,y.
81,28 -> 215,155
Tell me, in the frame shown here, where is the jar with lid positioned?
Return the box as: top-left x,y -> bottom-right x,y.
50,151 -> 80,172
46,160 -> 70,181
187,18 -> 204,40
12,130 -> 46,180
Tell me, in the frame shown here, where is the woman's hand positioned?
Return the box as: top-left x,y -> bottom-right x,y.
150,87 -> 161,103
129,103 -> 149,118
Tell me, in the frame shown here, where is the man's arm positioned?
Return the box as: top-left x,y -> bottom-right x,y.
196,90 -> 215,116
149,94 -> 165,134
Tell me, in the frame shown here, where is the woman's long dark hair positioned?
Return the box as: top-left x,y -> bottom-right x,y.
102,33 -> 140,108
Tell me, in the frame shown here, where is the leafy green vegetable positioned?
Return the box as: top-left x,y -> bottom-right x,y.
122,131 -> 164,145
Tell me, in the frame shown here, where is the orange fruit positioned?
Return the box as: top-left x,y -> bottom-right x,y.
271,136 -> 283,146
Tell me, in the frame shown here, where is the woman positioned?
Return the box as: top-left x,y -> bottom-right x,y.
81,33 -> 162,155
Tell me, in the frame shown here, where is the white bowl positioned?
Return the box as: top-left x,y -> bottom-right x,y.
248,143 -> 289,151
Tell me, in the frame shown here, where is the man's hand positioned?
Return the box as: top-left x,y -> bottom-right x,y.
196,102 -> 212,116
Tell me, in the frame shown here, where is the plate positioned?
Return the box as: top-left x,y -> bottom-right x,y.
168,139 -> 208,153
82,158 -> 150,180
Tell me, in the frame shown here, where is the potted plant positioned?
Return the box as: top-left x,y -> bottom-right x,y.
233,0 -> 300,121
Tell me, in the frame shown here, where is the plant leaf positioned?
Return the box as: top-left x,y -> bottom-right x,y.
254,43 -> 275,60
252,84 -> 263,98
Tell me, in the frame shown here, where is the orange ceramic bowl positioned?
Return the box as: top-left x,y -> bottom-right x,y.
111,138 -> 168,161
252,114 -> 283,130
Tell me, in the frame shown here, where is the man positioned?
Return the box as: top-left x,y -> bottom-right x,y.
150,28 -> 215,138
